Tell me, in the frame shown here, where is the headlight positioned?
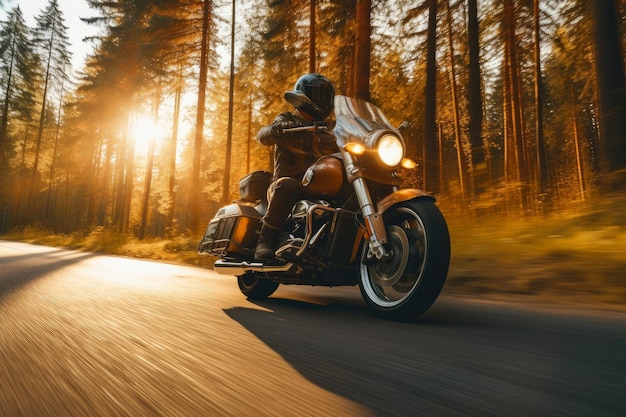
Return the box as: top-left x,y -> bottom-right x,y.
378,134 -> 404,167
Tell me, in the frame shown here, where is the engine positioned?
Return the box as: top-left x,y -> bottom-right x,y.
276,200 -> 362,267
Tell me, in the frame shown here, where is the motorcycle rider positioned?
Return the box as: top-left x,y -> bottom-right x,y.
254,73 -> 338,261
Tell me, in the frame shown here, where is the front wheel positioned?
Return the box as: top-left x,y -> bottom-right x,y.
237,273 -> 280,300
359,199 -> 450,321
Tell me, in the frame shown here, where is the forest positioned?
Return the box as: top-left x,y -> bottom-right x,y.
0,0 -> 625,242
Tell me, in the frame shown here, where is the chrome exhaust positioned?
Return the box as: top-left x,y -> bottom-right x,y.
213,260 -> 294,276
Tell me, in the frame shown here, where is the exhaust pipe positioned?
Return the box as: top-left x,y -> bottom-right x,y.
213,260 -> 294,276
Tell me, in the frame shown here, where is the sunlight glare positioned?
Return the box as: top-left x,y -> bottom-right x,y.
130,114 -> 159,156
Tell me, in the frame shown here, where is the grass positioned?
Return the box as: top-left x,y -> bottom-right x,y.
2,225 -> 215,268
445,196 -> 626,309
3,196 -> 626,310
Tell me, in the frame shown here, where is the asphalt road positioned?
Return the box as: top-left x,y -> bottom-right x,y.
1,240 -> 625,417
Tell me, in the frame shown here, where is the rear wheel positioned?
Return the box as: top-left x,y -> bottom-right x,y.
237,273 -> 279,299
359,199 -> 450,321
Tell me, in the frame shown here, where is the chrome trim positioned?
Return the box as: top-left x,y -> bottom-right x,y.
352,177 -> 388,259
296,204 -> 336,257
309,223 -> 327,248
213,260 -> 294,276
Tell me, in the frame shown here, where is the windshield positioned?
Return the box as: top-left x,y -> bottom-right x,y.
332,95 -> 398,148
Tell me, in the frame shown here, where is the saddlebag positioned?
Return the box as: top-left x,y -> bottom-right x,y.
239,171 -> 272,202
197,204 -> 262,257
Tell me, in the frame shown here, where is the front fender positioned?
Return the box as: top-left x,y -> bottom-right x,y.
376,188 -> 435,215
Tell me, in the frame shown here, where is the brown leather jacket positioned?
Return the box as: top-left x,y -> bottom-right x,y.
257,112 -> 338,181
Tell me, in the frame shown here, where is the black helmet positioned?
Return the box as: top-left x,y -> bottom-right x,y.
284,73 -> 335,120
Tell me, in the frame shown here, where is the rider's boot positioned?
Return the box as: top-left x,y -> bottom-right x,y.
254,222 -> 281,261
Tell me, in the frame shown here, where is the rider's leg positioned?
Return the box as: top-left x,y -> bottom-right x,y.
254,177 -> 303,260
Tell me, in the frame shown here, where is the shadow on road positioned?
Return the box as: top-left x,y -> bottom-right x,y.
248,292 -> 488,327
0,247 -> 67,264
224,292 -> 626,417
0,248 -> 98,300
223,296 -> 487,416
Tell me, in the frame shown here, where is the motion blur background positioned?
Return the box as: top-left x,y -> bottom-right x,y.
1,0 -> 625,307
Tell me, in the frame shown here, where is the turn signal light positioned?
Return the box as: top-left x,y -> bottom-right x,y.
401,158 -> 417,169
344,142 -> 365,155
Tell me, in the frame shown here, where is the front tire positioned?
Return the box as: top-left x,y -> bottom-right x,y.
359,199 -> 450,321
237,273 -> 280,299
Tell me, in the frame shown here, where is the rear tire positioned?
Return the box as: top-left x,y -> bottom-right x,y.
237,273 -> 279,299
359,199 -> 450,321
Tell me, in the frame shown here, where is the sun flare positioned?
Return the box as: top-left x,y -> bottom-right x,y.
130,114 -> 159,155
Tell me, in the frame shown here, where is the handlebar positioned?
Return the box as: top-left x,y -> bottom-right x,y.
282,123 -> 328,133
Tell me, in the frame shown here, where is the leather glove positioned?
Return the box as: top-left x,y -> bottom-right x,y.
270,120 -> 300,136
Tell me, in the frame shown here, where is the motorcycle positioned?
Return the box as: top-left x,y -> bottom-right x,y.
198,95 -> 450,320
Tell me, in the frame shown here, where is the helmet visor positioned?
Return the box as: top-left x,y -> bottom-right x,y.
303,85 -> 333,107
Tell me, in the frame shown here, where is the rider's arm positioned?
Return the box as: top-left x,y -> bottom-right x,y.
256,112 -> 300,146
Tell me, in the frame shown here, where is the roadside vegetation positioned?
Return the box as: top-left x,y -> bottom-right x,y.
445,195 -> 626,309
4,194 -> 625,310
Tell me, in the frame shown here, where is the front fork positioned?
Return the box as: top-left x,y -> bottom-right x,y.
342,150 -> 390,261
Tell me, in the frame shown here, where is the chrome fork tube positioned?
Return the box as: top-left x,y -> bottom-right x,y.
343,150 -> 388,259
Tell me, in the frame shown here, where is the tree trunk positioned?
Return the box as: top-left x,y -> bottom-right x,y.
113,119 -> 128,229
503,0 -> 528,206
28,26 -> 57,224
571,87 -> 586,201
45,86 -> 65,226
533,0 -> 548,197
246,93 -> 253,174
446,0 -> 466,202
0,37 -> 15,167
591,0 -> 626,176
354,0 -> 371,101
466,0 -> 485,196
33,25 -> 55,189
99,136 -> 113,227
86,136 -> 100,226
223,0 -> 235,205
139,91 -> 160,240
11,133 -> 29,227
167,70 -> 183,232
122,122 -> 135,233
424,0 -> 439,194
502,45 -> 509,183
309,0 -> 316,73
189,0 -> 212,232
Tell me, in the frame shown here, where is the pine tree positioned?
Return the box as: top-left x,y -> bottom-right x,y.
188,0 -> 215,232
82,0 -> 159,232
0,6 -> 38,168
142,0 -> 218,233
29,0 -> 73,221
319,0 -> 357,96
